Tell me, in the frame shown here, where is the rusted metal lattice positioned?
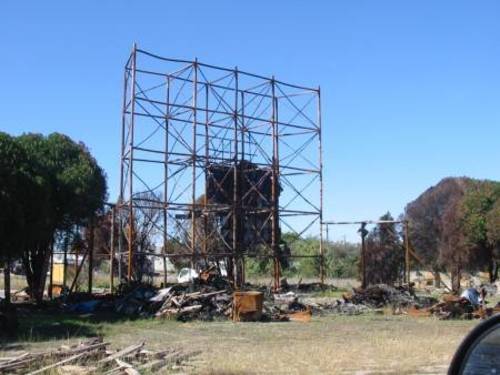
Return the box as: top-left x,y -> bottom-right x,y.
117,45 -> 323,289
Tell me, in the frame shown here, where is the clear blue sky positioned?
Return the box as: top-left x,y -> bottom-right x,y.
1,1 -> 499,240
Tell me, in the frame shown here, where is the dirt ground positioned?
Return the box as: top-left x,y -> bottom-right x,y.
1,311 -> 477,374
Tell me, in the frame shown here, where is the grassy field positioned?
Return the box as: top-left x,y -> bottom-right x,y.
0,274 -> 487,374
1,310 -> 477,374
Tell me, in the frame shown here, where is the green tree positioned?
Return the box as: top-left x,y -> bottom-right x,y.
0,133 -> 32,302
459,180 -> 500,282
16,133 -> 107,302
486,200 -> 500,251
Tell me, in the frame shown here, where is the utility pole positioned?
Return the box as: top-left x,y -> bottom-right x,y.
404,220 -> 410,284
358,222 -> 369,289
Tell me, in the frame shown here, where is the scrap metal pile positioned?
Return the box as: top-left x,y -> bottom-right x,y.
409,294 -> 500,320
300,284 -> 429,316
62,275 -> 500,321
64,271 -> 313,322
336,284 -> 500,320
342,284 -> 418,308
0,337 -> 199,374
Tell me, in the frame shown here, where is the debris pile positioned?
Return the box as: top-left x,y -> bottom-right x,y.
263,291 -> 312,321
0,337 -> 199,374
428,295 -> 476,319
342,284 -> 417,308
63,275 -> 317,322
300,284 -> 438,316
305,298 -> 372,315
111,272 -> 234,321
414,294 -> 500,320
154,288 -> 231,321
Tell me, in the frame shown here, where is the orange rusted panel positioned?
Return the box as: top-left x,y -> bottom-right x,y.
232,291 -> 263,322
287,307 -> 312,322
406,307 -> 432,317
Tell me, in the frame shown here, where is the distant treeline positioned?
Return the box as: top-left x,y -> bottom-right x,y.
248,177 -> 500,292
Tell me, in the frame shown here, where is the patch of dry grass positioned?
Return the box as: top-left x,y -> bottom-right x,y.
4,312 -> 476,374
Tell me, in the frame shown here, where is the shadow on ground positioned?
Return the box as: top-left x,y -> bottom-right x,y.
1,310 -> 139,345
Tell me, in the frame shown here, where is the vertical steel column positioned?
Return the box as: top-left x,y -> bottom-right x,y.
118,214 -> 122,282
163,76 -> 170,286
119,52 -> 130,284
317,87 -> 325,285
117,55 -> 129,283
119,56 -> 130,209
240,90 -> 246,285
127,44 -> 137,282
240,92 -> 245,160
271,78 -> 280,291
232,67 -> 242,287
203,83 -> 209,263
191,59 -> 198,271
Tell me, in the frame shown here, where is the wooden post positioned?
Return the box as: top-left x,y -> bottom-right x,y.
75,238 -> 80,289
48,244 -> 54,299
63,231 -> 68,288
110,206 -> 115,293
88,217 -> 94,294
163,255 -> 167,287
3,257 -> 11,304
359,222 -> 368,289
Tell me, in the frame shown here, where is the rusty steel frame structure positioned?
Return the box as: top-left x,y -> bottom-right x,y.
118,45 -> 323,289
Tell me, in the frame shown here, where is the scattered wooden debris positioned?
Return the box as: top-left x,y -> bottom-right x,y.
0,337 -> 199,374
286,306 -> 313,322
343,284 -> 417,308
154,288 -> 231,321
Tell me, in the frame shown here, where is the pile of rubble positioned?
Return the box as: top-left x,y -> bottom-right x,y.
112,271 -> 234,321
409,294 -> 500,320
302,298 -> 373,315
153,288 -> 231,321
64,280 -> 428,321
264,292 -> 312,321
300,284 -> 438,316
68,277 -> 500,322
428,295 -> 476,319
342,284 -> 419,308
63,274 -> 319,322
0,337 -> 199,374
